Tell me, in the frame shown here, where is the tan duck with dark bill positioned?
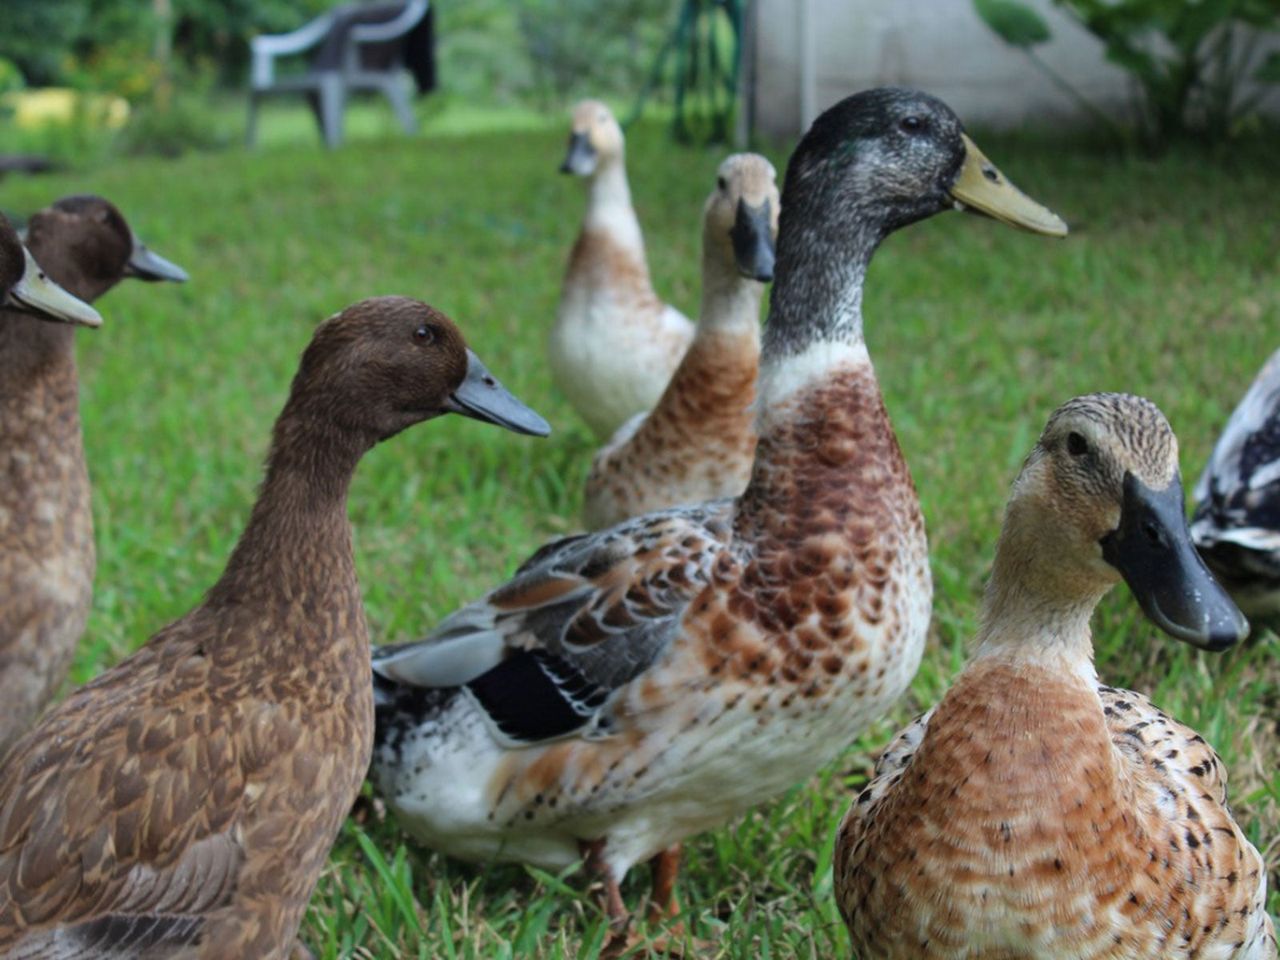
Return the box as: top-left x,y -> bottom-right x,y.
371,88 -> 1065,949
0,195 -> 186,760
835,394 -> 1272,960
0,297 -> 549,958
0,211 -> 101,329
551,99 -> 695,439
583,152 -> 779,529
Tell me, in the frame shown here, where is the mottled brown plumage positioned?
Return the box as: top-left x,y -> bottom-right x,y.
583,153 -> 779,529
835,393 -> 1273,960
0,196 -> 184,761
372,89 -> 1066,943
0,297 -> 547,959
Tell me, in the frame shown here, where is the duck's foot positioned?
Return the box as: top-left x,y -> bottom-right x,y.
602,926 -> 716,958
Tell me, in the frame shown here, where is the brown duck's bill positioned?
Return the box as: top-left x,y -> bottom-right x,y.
731,197 -> 776,283
9,247 -> 103,328
949,133 -> 1068,237
1101,472 -> 1249,651
444,349 -> 551,437
124,238 -> 189,283
559,132 -> 598,176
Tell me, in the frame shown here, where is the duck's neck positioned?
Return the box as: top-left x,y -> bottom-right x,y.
739,216 -> 891,527
582,157 -> 646,262
695,247 -> 764,336
206,401 -> 369,627
972,508 -> 1108,680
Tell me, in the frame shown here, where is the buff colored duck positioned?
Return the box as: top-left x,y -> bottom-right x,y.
835,393 -> 1271,960
550,99 -> 695,439
582,152 -> 779,530
0,211 -> 101,328
0,298 -> 549,958
371,88 -> 1066,944
1192,346 -> 1280,628
0,195 -> 186,760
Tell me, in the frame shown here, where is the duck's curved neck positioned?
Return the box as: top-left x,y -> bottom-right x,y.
582,158 -> 645,261
207,402 -> 369,614
972,509 -> 1107,677
696,246 -> 764,335
759,216 -> 881,366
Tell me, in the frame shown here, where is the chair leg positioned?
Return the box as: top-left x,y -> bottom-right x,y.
383,77 -> 417,135
317,74 -> 346,149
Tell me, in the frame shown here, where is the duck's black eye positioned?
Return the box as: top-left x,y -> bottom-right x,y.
717,176 -> 728,191
899,116 -> 923,134
1066,431 -> 1089,457
413,324 -> 434,344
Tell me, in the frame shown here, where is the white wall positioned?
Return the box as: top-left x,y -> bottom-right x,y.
750,0 -> 1279,139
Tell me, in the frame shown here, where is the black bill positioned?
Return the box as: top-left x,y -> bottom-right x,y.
444,349 -> 551,437
124,237 -> 189,283
730,197 -> 775,282
9,247 -> 103,327
1101,472 -> 1249,651
559,132 -> 598,176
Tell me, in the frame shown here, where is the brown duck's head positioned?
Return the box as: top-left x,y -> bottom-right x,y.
705,153 -> 780,282
294,296 -> 551,444
25,194 -> 188,302
1008,393 -> 1247,650
0,212 -> 102,327
559,99 -> 623,176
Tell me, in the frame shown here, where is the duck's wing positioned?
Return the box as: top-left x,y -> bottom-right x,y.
0,627 -> 259,956
373,500 -> 736,745
1193,346 -> 1280,546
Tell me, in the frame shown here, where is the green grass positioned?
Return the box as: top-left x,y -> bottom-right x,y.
2,115 -> 1276,957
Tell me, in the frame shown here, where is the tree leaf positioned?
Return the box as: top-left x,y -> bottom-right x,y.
973,0 -> 1052,48
1255,51 -> 1280,85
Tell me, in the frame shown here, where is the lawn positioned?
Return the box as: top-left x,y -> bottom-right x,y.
2,104 -> 1276,957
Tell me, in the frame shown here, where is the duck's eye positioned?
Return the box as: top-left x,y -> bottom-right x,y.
1066,431 -> 1089,457
717,176 -> 728,191
413,324 -> 434,344
899,116 -> 924,133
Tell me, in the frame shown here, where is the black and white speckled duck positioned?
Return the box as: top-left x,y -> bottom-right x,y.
0,195 -> 186,760
1192,346 -> 1280,628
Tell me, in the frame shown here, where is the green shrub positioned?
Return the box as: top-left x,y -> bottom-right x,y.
974,0 -> 1280,146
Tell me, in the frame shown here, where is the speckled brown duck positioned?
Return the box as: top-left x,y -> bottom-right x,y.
370,87 -> 1067,946
0,297 -> 549,958
551,99 -> 695,440
0,211 -> 101,329
582,152 -> 779,530
0,195 -> 186,762
835,393 -> 1274,960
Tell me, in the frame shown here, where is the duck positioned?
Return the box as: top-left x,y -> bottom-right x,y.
1191,346 -> 1280,629
834,392 -> 1273,960
370,87 -> 1067,943
0,297 -> 550,958
582,152 -> 779,530
0,211 -> 101,329
550,98 -> 695,439
0,195 -> 187,761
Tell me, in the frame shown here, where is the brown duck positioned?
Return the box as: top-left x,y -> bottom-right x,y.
0,296 -> 550,958
0,211 -> 101,329
0,195 -> 187,761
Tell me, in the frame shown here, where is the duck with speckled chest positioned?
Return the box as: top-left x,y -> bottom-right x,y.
551,99 -> 695,440
1192,346 -> 1280,630
0,195 -> 187,760
583,152 -> 779,530
0,298 -> 549,958
835,393 -> 1273,960
370,87 -> 1066,946
0,211 -> 101,329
